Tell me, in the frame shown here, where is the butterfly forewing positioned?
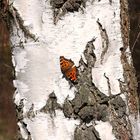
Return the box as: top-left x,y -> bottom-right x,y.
60,56 -> 74,73
60,56 -> 78,83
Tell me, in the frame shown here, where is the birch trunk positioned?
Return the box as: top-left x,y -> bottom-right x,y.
9,0 -> 140,139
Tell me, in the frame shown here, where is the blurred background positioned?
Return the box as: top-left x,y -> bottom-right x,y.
0,1 -> 17,139
129,0 -> 140,100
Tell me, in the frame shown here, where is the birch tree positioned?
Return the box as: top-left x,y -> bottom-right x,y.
7,0 -> 140,139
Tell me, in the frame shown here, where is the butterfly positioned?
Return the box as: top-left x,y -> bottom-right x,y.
60,56 -> 78,83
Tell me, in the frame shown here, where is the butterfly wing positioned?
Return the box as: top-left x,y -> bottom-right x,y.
60,56 -> 74,73
65,66 -> 77,82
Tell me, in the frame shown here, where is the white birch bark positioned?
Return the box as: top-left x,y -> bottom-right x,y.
10,0 -> 140,139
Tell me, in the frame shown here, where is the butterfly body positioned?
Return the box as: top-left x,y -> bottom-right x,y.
60,56 -> 78,83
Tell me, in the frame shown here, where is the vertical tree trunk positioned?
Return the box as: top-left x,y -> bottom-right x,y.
0,1 -> 17,139
9,0 -> 139,139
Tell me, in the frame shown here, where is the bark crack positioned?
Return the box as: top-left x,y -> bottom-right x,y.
9,5 -> 38,41
104,73 -> 112,96
50,0 -> 86,24
97,19 -> 110,64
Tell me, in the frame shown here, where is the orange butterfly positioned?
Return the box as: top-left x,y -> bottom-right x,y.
60,56 -> 78,83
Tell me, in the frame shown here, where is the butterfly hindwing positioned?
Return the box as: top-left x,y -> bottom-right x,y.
65,66 -> 77,82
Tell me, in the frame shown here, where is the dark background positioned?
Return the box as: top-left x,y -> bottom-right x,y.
0,16 -> 17,139
129,0 -> 140,99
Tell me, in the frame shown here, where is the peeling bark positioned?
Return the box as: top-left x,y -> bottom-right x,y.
9,0 -> 140,139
